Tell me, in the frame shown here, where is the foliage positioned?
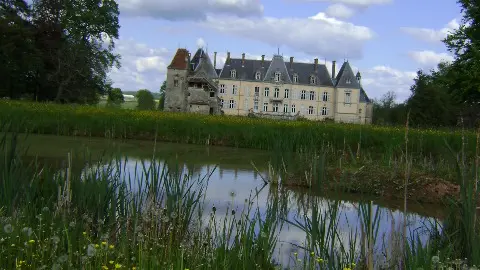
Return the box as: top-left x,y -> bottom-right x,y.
402,0 -> 480,128
107,87 -> 124,107
136,89 -> 155,111
0,100 -> 476,160
407,69 -> 457,127
372,91 -> 407,126
0,0 -> 120,103
158,81 -> 166,111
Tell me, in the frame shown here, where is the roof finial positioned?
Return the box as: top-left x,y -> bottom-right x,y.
277,46 -> 280,55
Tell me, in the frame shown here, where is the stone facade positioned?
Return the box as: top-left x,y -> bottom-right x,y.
218,53 -> 373,124
164,48 -> 221,115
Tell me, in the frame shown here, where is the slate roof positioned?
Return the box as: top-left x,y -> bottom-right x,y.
168,48 -> 189,70
335,61 -> 361,88
289,62 -> 333,87
360,88 -> 370,103
263,55 -> 292,83
219,55 -> 333,86
190,48 -> 218,79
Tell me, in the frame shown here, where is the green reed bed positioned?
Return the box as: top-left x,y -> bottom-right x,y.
0,100 -> 476,160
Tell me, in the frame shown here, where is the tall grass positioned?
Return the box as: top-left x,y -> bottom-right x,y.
2,113 -> 480,269
0,100 -> 476,161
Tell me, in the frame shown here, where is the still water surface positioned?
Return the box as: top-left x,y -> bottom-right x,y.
22,134 -> 443,267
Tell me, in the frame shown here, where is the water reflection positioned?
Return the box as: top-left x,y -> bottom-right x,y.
79,157 -> 439,268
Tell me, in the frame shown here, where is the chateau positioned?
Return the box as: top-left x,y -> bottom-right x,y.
165,47 -> 373,124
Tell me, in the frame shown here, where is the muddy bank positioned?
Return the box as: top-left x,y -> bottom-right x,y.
282,164 -> 460,206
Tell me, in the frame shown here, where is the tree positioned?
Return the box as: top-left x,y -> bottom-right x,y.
107,87 -> 124,107
372,91 -> 407,126
136,89 -> 155,110
158,81 -> 166,110
0,0 -> 40,99
407,70 -> 456,127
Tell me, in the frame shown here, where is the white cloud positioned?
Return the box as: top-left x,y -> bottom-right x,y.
196,38 -> 206,48
117,0 -> 263,20
325,3 -> 356,19
407,50 -> 454,68
292,0 -> 392,7
200,12 -> 374,59
109,39 -> 171,91
361,66 -> 417,102
400,19 -> 460,43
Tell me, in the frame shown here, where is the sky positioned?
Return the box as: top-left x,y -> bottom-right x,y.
108,0 -> 462,102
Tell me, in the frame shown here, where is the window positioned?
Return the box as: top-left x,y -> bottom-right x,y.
254,86 -> 260,94
322,107 -> 328,116
346,78 -> 351,84
254,101 -> 259,112
308,106 -> 314,115
263,103 -> 268,112
220,99 -> 224,108
174,79 -> 179,87
230,70 -> 236,78
274,72 -> 281,82
293,74 -> 298,83
283,104 -> 288,113
232,85 -> 237,95
359,108 -> 362,114
220,84 -> 225,94
345,91 -> 351,103
284,89 -> 289,99
229,99 -> 235,109
291,104 -> 296,113
273,103 -> 279,112
310,76 -> 316,84
274,88 -> 279,98
301,90 -> 306,100
309,91 -> 315,101
255,72 -> 261,80
210,91 -> 215,98
264,87 -> 269,97
322,91 -> 329,102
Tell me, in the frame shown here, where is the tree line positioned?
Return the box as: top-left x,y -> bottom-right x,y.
1,0 -> 120,103
373,0 -> 480,129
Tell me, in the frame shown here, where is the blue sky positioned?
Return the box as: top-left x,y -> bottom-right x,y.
108,0 -> 462,102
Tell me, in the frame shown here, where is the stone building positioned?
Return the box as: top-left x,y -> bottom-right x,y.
164,48 -> 222,114
165,47 -> 373,124
218,53 -> 373,124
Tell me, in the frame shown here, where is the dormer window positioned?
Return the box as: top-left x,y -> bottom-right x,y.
230,70 -> 236,78
255,72 -> 261,80
293,74 -> 298,83
274,72 -> 281,82
310,76 -> 316,84
346,78 -> 351,84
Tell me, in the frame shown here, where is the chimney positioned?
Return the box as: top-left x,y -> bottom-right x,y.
214,51 -> 217,69
242,53 -> 245,66
314,58 -> 318,71
332,61 -> 336,79
290,56 -> 294,68
226,51 -> 230,65
261,55 -> 265,67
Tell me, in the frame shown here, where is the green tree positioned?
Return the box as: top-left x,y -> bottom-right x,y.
372,91 -> 407,126
407,70 -> 456,127
107,87 -> 124,107
0,0 -> 39,99
30,0 -> 120,103
158,81 -> 166,110
136,89 -> 155,110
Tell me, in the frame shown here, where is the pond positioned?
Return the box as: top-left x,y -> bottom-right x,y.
19,134 -> 444,268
